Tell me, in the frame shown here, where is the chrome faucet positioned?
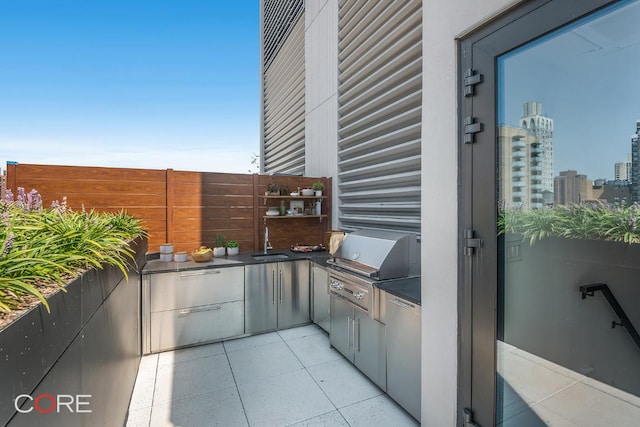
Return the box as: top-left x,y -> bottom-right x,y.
264,226 -> 272,253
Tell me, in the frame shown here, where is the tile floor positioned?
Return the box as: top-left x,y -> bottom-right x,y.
126,324 -> 419,427
498,341 -> 640,426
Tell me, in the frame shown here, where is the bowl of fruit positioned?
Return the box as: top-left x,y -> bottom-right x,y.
191,246 -> 213,262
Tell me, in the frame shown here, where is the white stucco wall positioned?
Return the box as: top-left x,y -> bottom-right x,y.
421,1 -> 522,425
305,0 -> 339,228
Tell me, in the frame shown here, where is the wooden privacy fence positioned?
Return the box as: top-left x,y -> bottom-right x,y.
6,163 -> 331,253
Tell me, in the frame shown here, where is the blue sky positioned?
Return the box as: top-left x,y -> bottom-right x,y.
0,0 -> 260,173
499,0 -> 640,181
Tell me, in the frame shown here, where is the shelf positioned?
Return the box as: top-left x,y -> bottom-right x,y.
262,195 -> 326,204
263,214 -> 327,223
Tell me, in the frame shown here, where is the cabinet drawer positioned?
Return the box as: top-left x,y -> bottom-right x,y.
150,267 -> 244,312
150,300 -> 244,352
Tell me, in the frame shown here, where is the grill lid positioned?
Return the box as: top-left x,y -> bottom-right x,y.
330,229 -> 419,280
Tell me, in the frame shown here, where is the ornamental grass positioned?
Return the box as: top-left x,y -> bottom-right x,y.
498,202 -> 640,245
0,188 -> 146,314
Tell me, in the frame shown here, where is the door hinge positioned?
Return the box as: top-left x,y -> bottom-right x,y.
463,407 -> 481,426
464,116 -> 483,144
464,229 -> 483,256
464,68 -> 483,97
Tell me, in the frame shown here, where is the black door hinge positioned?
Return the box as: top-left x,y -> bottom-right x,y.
464,69 -> 483,97
463,407 -> 481,426
464,116 -> 483,144
464,230 -> 483,256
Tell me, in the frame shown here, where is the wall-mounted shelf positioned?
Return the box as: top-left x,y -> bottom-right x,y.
263,214 -> 327,223
262,195 -> 326,205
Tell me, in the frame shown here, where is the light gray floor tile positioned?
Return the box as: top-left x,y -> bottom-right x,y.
339,394 -> 419,427
499,405 -> 579,427
278,324 -> 324,342
223,331 -> 282,353
129,355 -> 159,410
237,369 -> 335,426
153,353 -> 235,404
537,381 -> 640,427
307,358 -> 383,408
157,341 -> 225,366
286,332 -> 343,368
227,340 -> 303,385
287,410 -> 350,427
125,406 -> 151,427
150,386 -> 248,427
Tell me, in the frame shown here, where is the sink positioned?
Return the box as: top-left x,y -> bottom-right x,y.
251,253 -> 290,262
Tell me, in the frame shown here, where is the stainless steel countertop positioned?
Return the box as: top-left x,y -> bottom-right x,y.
376,276 -> 421,306
142,250 -> 331,274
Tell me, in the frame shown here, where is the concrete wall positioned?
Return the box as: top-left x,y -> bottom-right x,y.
303,0 -> 525,423
421,1 -> 521,425
304,0 -> 339,229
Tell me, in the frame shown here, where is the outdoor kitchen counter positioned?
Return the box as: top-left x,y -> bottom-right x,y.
142,250 -> 331,274
376,276 -> 421,305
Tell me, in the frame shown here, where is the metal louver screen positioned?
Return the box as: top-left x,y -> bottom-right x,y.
263,14 -> 305,175
263,0 -> 304,71
337,0 -> 422,233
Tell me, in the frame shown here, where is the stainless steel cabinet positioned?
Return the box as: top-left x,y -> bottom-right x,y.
330,294 -> 386,390
311,264 -> 330,332
245,260 -> 310,334
382,290 -> 421,421
143,267 -> 245,353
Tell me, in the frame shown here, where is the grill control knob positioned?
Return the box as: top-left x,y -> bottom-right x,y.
330,281 -> 344,290
354,291 -> 364,300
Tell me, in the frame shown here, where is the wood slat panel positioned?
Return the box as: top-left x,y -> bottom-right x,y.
9,164 -> 332,255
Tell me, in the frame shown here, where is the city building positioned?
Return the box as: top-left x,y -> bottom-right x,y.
498,125 -> 544,208
632,121 -> 640,202
520,101 -> 554,193
614,157 -> 632,181
554,170 -> 593,205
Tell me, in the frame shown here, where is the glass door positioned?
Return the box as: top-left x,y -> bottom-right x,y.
460,1 -> 640,425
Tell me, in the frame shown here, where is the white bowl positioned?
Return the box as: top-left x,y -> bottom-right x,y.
174,252 -> 188,262
301,189 -> 314,196
160,243 -> 174,254
266,211 -> 280,216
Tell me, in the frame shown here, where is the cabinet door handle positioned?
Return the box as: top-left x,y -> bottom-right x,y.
178,304 -> 222,316
390,298 -> 414,309
178,270 -> 221,277
272,270 -> 276,305
347,316 -> 352,349
354,318 -> 360,351
279,270 -> 283,304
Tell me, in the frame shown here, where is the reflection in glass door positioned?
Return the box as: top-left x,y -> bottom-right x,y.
497,1 -> 640,425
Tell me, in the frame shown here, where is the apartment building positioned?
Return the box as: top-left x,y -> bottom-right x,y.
261,1 -> 640,425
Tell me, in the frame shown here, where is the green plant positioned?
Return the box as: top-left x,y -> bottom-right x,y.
0,188 -> 146,314
312,182 -> 325,191
215,233 -> 225,247
225,240 -> 239,248
498,202 -> 640,245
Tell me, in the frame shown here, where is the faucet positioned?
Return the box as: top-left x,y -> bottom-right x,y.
264,226 -> 272,253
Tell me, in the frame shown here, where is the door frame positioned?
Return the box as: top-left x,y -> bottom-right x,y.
457,0 -> 619,425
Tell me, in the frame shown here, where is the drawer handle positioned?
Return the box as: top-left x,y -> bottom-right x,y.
179,304 -> 222,316
390,299 -> 413,309
179,270 -> 222,277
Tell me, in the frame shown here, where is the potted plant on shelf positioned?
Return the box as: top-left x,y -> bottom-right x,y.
266,182 -> 280,196
312,181 -> 325,196
213,233 -> 226,257
226,240 -> 239,256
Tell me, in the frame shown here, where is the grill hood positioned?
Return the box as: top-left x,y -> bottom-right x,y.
330,229 -> 420,280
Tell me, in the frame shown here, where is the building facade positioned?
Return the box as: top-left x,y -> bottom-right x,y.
632,121 -> 640,202
261,1 -> 637,425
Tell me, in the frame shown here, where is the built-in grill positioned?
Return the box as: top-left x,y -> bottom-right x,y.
326,229 -> 420,318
